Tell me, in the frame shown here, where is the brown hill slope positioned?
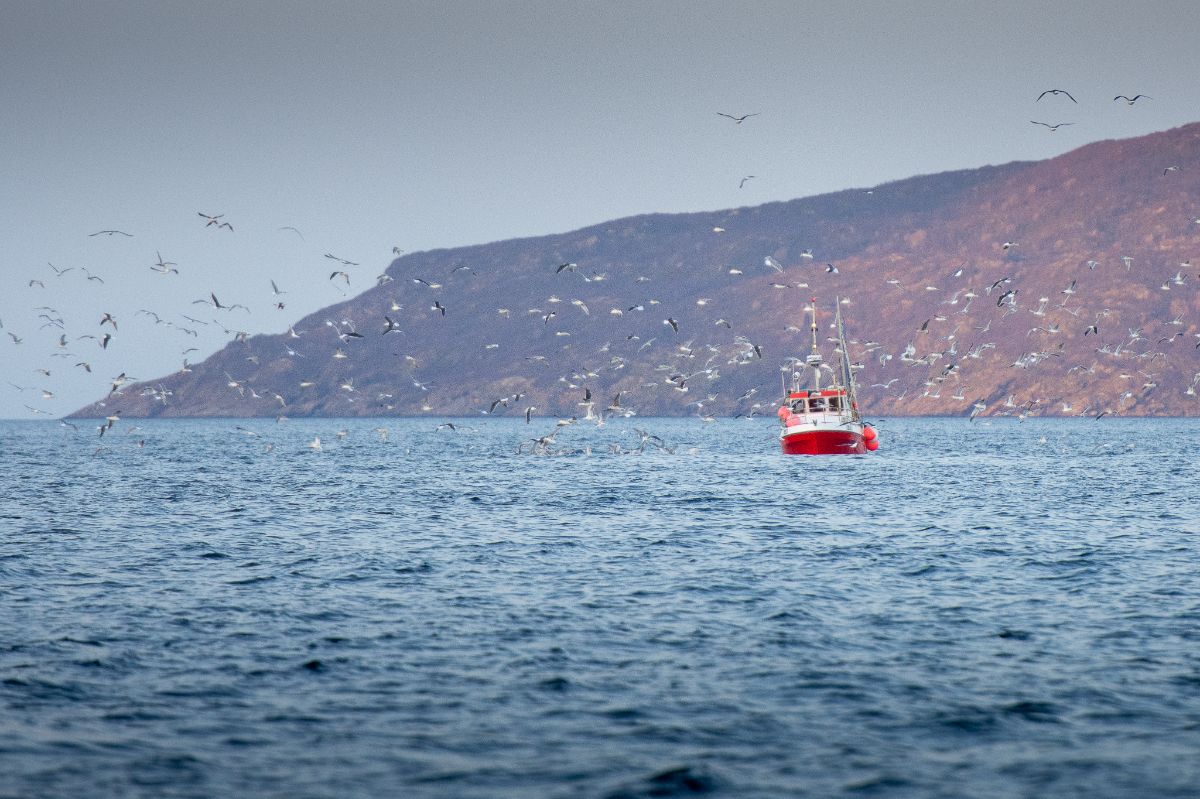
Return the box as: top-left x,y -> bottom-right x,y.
75,123 -> 1200,419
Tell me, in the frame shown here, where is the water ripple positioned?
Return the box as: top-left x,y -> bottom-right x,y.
1,417 -> 1199,797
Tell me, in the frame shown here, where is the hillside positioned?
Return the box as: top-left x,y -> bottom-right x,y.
74,123 -> 1200,419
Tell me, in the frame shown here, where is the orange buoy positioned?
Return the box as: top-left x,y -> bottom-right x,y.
863,426 -> 877,441
865,438 -> 879,451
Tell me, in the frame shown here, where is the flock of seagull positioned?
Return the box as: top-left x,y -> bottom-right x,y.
1031,90 -> 1152,131
6,91 -> 1197,454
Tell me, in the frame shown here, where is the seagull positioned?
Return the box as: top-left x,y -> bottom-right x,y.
324,253 -> 359,266
764,256 -> 783,273
664,318 -> 679,332
1113,94 -> 1151,105
1030,121 -> 1073,131
198,212 -> 233,230
1163,165 -> 1181,175
278,225 -> 305,239
193,292 -> 247,312
150,260 -> 178,275
89,229 -> 133,237
329,271 -> 351,285
555,262 -> 578,273
717,112 -> 759,124
432,301 -> 447,317
151,251 -> 178,275
270,279 -> 286,296
1036,89 -> 1077,103
382,316 -> 402,335
307,436 -> 322,451
739,175 -> 756,189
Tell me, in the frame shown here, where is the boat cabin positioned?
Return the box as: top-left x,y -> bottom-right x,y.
786,388 -> 848,416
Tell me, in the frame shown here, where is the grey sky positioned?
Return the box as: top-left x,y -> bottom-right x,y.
3,0 -> 1198,418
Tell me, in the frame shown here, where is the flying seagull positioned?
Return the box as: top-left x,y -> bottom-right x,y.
1030,120 -> 1073,131
151,251 -> 178,275
1036,89 -> 1077,103
739,175 -> 756,189
198,212 -> 233,230
1113,94 -> 1151,105
717,112 -> 759,124
89,229 -> 133,237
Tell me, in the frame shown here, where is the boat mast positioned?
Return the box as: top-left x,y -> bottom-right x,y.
806,297 -> 822,391
833,298 -> 862,421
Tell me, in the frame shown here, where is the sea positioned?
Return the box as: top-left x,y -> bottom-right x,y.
2,416 -> 1199,798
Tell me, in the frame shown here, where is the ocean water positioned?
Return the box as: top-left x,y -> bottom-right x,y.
2,416 -> 1199,798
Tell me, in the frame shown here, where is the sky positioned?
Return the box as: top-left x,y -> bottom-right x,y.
3,0 -> 1199,418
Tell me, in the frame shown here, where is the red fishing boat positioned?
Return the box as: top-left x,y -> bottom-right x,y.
777,299 -> 878,455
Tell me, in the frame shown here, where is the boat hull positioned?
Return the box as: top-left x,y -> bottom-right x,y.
780,428 -> 865,455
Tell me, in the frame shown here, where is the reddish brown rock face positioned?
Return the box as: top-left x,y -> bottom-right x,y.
74,124 -> 1200,420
